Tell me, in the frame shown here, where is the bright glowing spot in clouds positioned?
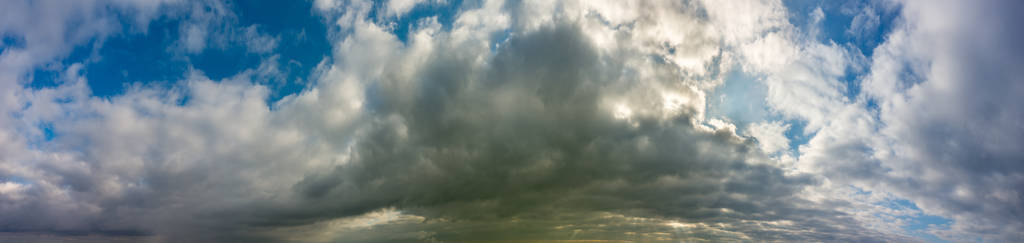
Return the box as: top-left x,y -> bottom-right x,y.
0,182 -> 29,201
666,221 -> 697,229
662,92 -> 689,114
613,103 -> 632,120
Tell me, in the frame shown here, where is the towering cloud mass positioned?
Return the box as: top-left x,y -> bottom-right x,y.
0,0 -> 1022,242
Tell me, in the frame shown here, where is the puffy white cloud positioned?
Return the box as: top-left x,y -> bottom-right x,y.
384,0 -> 427,18
766,0 -> 1024,241
746,121 -> 791,155
860,0 -> 1024,240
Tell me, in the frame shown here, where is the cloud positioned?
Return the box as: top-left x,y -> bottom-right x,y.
760,0 -> 1024,241
174,0 -> 280,54
859,0 -> 1024,241
847,6 -> 880,39
385,0 -> 427,18
283,20 -> 858,241
1,0 -> 1022,242
746,121 -> 791,155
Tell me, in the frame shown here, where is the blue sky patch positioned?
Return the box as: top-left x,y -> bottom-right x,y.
876,198 -> 953,242
25,1 -> 332,102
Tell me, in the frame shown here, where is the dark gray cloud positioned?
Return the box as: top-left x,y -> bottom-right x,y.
238,14 -> 890,242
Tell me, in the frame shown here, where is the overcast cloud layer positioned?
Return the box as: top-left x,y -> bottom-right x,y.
1,0 -> 1022,242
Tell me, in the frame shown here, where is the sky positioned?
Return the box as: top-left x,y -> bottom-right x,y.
0,0 -> 1022,242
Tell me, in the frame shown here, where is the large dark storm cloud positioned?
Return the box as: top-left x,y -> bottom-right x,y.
273,23 -> 876,241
